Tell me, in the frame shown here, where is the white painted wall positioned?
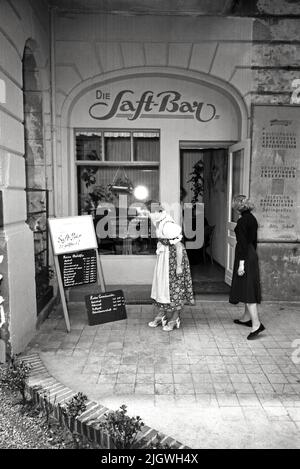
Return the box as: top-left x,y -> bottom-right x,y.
70,75 -> 239,203
62,72 -> 243,283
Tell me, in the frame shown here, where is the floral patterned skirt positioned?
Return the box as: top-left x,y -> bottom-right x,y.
154,244 -> 194,312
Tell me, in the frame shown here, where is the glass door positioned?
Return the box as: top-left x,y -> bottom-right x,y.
225,140 -> 250,285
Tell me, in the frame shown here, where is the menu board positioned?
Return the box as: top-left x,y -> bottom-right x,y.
48,215 -> 97,255
251,105 -> 300,241
58,249 -> 97,288
85,290 -> 127,325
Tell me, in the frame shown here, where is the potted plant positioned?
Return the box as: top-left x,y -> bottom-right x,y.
108,167 -> 134,194
186,159 -> 205,264
89,185 -> 114,206
187,159 -> 204,204
80,168 -> 114,216
35,261 -> 54,313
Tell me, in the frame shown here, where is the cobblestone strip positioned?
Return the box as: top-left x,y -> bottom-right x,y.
23,352 -> 187,449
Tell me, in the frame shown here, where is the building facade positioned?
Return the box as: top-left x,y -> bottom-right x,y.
0,0 -> 300,358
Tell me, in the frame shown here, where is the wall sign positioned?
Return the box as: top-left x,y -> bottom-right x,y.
85,290 -> 127,326
58,249 -> 97,288
251,105 -> 300,241
89,89 -> 219,123
72,76 -> 239,141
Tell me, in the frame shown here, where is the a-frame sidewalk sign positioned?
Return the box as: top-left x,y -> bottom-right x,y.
48,215 -> 105,332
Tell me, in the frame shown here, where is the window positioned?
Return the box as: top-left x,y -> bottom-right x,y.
75,129 -> 160,255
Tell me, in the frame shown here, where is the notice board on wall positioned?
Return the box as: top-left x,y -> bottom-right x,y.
251,105 -> 300,241
85,290 -> 127,326
58,249 -> 97,288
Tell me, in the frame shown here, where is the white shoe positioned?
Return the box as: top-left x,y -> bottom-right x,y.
148,315 -> 167,328
162,318 -> 181,331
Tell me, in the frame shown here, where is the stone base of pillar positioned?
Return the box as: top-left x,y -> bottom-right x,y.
2,222 -> 37,355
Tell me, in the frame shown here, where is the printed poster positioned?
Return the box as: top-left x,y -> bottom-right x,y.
251,105 -> 300,241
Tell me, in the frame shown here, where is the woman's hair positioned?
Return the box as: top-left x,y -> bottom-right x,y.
180,186 -> 187,201
144,200 -> 164,213
232,194 -> 255,212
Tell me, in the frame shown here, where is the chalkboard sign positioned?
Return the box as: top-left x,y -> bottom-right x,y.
48,215 -> 106,333
85,290 -> 127,326
48,215 -> 97,255
58,249 -> 97,288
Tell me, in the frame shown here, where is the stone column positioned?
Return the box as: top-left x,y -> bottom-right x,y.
250,2 -> 300,301
0,153 -> 37,355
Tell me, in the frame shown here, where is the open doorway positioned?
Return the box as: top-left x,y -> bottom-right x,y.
180,145 -> 231,295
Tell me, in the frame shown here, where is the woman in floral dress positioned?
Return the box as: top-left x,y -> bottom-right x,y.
137,201 -> 194,331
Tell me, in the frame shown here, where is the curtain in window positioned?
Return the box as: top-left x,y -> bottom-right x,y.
134,137 -> 159,162
105,137 -> 131,161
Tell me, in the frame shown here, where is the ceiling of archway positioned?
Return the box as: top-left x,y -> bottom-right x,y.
48,0 -> 236,16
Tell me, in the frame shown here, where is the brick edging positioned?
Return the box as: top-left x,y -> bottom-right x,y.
22,353 -> 188,449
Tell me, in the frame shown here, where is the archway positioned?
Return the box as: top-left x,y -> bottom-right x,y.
23,39 -> 53,314
59,67 -> 249,217
57,68 -> 249,287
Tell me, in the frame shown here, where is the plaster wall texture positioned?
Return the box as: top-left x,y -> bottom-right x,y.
250,12 -> 300,301
0,0 -> 51,354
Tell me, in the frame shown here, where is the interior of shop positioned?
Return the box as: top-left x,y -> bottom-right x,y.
76,130 -> 160,255
180,147 -> 230,294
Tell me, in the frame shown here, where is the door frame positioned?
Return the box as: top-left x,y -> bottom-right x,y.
180,141 -> 236,150
225,139 -> 251,285
180,140 -> 237,273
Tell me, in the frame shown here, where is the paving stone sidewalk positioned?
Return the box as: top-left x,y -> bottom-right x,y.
24,300 -> 300,449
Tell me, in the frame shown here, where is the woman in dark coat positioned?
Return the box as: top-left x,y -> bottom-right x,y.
229,195 -> 265,340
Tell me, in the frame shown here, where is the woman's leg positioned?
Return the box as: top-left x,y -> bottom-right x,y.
148,304 -> 168,328
239,304 -> 251,322
169,307 -> 181,323
246,303 -> 261,332
162,307 -> 181,331
153,304 -> 166,319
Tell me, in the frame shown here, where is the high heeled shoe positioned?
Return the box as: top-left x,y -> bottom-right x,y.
148,315 -> 167,328
162,317 -> 181,331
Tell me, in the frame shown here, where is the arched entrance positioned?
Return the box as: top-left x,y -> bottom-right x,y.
58,68 -> 249,289
23,40 -> 53,314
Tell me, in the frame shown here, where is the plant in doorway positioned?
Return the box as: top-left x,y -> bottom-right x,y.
187,159 -> 204,204
186,159 -> 205,266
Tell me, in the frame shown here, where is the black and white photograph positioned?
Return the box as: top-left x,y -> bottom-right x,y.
0,0 -> 300,454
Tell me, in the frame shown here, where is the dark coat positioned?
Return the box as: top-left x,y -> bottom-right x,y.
229,210 -> 261,305
234,210 -> 258,262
